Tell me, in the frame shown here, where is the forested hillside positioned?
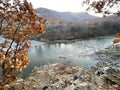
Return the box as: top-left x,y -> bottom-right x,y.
35,18 -> 120,41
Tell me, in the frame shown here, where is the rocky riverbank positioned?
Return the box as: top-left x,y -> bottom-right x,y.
11,61 -> 120,90
97,44 -> 120,56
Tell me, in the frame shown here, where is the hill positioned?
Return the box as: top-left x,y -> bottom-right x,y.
36,7 -> 98,22
35,8 -> 120,41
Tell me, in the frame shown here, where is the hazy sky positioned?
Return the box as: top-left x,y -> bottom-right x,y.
28,0 -> 85,12
28,0 -> 104,17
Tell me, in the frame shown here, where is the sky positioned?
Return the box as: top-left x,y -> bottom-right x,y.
28,0 -> 85,12
28,0 -> 103,17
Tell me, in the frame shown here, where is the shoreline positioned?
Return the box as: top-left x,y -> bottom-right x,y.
34,35 -> 115,44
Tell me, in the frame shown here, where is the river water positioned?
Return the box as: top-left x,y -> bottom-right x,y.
23,36 -> 115,78
0,36 -> 116,78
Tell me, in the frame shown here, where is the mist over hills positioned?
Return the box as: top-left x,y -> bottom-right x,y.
36,7 -> 98,22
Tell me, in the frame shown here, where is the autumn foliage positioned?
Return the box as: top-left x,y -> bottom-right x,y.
0,0 -> 46,89
83,0 -> 120,16
112,33 -> 120,44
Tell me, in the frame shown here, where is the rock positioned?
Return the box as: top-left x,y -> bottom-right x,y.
95,62 -> 120,86
74,72 -> 81,80
64,82 -> 96,90
49,81 -> 63,90
73,79 -> 80,85
12,62 -> 120,90
64,67 -> 73,74
72,66 -> 83,73
16,78 -> 23,82
76,83 -> 96,90
97,44 -> 120,56
74,71 -> 84,80
43,86 -> 48,90
86,66 -> 98,73
106,67 -> 120,74
64,84 -> 76,90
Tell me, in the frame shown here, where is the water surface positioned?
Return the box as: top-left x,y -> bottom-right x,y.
23,36 -> 115,78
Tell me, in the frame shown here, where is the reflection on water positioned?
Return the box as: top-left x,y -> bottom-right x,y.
22,36 -> 115,78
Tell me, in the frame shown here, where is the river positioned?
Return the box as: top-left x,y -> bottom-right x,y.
0,36 -> 116,78
22,36 -> 115,78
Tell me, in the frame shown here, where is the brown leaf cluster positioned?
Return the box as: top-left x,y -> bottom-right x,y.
0,0 -> 46,89
83,0 -> 120,16
113,33 -> 120,44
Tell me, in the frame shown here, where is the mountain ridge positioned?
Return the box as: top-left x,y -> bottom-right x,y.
36,7 -> 98,22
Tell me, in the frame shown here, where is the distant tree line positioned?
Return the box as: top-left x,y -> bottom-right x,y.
35,19 -> 120,41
